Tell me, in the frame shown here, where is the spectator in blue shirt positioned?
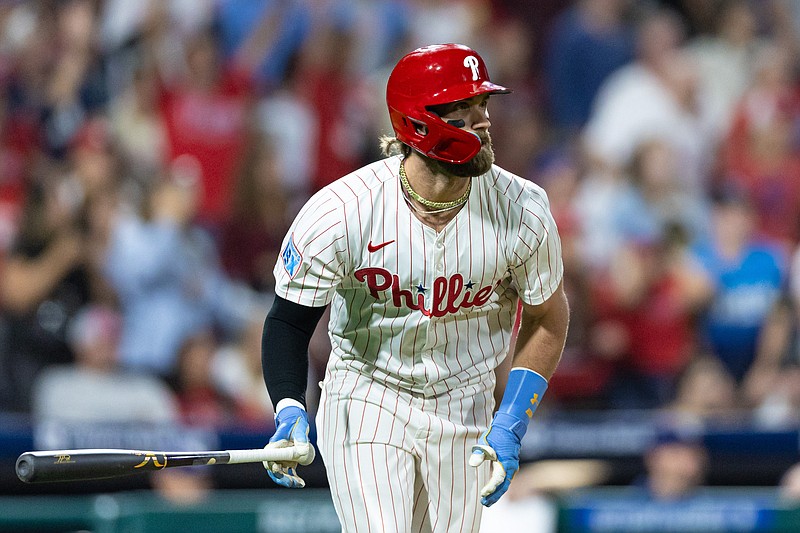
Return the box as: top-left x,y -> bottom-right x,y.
103,162 -> 264,378
216,0 -> 312,90
543,0 -> 635,135
691,188 -> 788,383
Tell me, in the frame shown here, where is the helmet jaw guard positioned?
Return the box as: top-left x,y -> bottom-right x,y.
387,107 -> 484,164
386,44 -> 510,164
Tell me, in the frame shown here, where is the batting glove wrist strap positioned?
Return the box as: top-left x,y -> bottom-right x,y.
490,412 -> 527,441
495,367 -> 549,439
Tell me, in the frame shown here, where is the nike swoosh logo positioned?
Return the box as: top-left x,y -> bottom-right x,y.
367,239 -> 395,253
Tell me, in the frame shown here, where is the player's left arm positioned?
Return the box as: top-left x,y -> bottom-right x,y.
470,280 -> 569,506
509,279 -> 570,379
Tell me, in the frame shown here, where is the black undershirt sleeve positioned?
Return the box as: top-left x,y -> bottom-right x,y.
261,295 -> 327,410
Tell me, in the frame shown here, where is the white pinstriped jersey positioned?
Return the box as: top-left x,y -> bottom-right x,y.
274,155 -> 563,396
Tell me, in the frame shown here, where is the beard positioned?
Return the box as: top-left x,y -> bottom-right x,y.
425,131 -> 495,178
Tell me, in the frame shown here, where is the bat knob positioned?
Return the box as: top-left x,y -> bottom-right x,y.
16,453 -> 35,483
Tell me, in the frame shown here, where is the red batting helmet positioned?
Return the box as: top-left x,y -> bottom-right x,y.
386,43 -> 511,164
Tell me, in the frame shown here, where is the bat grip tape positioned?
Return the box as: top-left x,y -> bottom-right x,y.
227,448 -> 297,464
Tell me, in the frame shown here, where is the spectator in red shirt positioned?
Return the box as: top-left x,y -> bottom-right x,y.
589,232 -> 712,409
294,22 -> 373,192
159,29 -> 256,230
719,42 -> 800,250
156,8 -> 293,231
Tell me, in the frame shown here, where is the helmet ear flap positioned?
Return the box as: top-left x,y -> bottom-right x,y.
388,107 -> 427,147
408,117 -> 429,136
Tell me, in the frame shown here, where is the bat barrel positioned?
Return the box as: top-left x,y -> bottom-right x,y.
16,450 -> 181,483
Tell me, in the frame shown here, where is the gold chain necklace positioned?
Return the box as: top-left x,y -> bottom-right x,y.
402,191 -> 466,215
399,162 -> 471,211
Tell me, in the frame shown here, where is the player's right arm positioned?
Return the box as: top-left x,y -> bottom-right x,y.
261,296 -> 326,488
261,188 -> 349,488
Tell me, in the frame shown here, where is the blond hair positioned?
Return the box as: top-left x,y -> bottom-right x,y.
379,135 -> 411,158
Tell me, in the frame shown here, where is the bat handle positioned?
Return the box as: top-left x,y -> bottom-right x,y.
227,447 -> 303,464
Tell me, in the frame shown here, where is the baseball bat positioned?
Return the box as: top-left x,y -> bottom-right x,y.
16,447 -> 302,483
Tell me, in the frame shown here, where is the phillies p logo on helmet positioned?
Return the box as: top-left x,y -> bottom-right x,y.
464,56 -> 481,81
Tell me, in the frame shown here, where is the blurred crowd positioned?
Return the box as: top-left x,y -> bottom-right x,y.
2,0 -> 800,446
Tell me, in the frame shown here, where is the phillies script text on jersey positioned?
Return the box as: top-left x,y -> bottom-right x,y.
355,267 -> 495,317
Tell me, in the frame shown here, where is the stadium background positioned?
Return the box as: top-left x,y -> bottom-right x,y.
2,0 -> 800,531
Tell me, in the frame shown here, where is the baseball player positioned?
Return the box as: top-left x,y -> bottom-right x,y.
261,43 -> 569,532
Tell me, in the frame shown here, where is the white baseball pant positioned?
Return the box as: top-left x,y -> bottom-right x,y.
317,368 -> 495,532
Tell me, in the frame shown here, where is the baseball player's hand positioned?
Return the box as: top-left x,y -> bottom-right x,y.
469,414 -> 521,507
263,406 -> 316,488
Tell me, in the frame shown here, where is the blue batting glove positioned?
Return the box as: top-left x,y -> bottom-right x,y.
470,368 -> 549,507
469,412 -> 522,506
263,405 -> 316,488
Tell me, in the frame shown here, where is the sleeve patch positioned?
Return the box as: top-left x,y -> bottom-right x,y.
281,234 -> 303,278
